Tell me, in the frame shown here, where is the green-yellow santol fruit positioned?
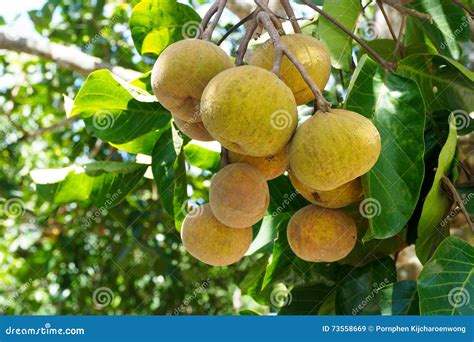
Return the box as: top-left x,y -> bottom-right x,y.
287,204 -> 357,262
249,34 -> 331,105
181,204 -> 252,266
151,39 -> 234,122
289,172 -> 363,209
210,163 -> 269,228
173,116 -> 214,142
289,109 -> 381,191
227,145 -> 288,180
201,65 -> 297,157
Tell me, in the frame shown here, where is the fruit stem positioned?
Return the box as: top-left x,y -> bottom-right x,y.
201,0 -> 228,41
217,10 -> 256,46
280,0 -> 302,33
381,0 -> 432,22
235,17 -> 259,66
220,146 -> 230,168
256,10 -> 332,113
302,0 -> 397,73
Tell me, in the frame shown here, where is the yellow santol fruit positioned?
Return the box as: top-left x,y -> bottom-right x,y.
181,204 -> 252,266
287,204 -> 357,262
173,116 -> 214,142
289,109 -> 381,191
201,65 -> 297,157
210,163 -> 269,228
227,145 -> 289,180
249,33 -> 331,105
289,172 -> 363,208
151,39 -> 234,122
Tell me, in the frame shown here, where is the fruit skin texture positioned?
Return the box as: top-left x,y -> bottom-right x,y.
289,172 -> 363,208
287,204 -> 357,262
173,116 -> 214,141
181,204 -> 252,266
250,34 -> 331,105
289,109 -> 381,191
151,39 -> 234,122
210,163 -> 269,228
201,65 -> 297,157
228,146 -> 288,180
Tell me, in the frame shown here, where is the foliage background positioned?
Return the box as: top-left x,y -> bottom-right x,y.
0,0 -> 473,315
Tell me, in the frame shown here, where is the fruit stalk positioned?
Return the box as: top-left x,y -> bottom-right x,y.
302,0 -> 397,72
255,10 -> 331,112
280,0 -> 302,33
200,0 -> 228,41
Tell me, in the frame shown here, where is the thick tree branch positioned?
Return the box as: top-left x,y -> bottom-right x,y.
235,17 -> 259,65
202,0 -> 228,40
0,32 -> 140,81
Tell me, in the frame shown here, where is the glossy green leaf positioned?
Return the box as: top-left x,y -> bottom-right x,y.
319,0 -> 360,70
183,143 -> 220,173
375,280 -> 419,315
397,54 -> 474,114
130,0 -> 201,57
33,162 -> 147,208
418,237 -> 474,315
151,126 -> 187,230
111,129 -> 167,156
246,212 -> 293,256
416,115 -> 458,264
346,55 -> 426,240
72,70 -> 171,144
335,257 -> 397,315
409,0 -> 471,59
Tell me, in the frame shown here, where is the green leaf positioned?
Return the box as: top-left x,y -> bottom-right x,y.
346,55 -> 426,240
111,129 -> 167,156
409,0 -> 471,59
416,115 -> 458,264
72,70 -> 171,144
375,280 -> 419,315
130,0 -> 201,57
267,175 -> 308,215
278,283 -> 333,315
335,257 -> 397,315
418,237 -> 474,315
397,54 -> 474,114
246,212 -> 292,256
129,71 -> 153,94
363,39 -> 397,61
32,162 -> 147,208
319,0 -> 360,71
151,126 -> 187,230
183,143 -> 220,173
